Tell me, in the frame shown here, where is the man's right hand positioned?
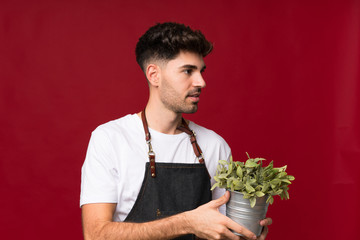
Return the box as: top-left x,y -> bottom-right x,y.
184,191 -> 257,240
82,192 -> 265,240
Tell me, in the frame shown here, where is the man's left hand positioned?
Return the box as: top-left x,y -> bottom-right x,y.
240,218 -> 272,240
257,218 -> 272,240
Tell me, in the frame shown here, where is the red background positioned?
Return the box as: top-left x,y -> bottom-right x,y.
1,0 -> 359,239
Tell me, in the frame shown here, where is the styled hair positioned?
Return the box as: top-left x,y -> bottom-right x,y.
135,22 -> 213,72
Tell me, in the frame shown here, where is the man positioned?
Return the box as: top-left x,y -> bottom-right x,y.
80,22 -> 272,240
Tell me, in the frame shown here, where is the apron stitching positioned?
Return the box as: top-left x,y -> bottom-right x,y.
157,166 -> 206,169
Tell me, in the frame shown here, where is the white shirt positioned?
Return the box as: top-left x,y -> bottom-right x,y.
80,114 -> 231,221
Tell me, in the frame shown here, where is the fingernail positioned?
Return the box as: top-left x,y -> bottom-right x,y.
252,235 -> 257,239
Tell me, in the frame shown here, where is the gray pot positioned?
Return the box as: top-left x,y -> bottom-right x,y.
226,191 -> 269,237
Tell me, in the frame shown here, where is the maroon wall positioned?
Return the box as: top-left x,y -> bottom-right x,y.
1,0 -> 359,239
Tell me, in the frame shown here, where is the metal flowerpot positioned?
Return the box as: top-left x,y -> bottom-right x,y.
226,191 -> 269,237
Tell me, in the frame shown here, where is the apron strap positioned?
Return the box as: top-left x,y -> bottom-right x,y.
141,109 -> 206,178
176,118 -> 205,164
177,119 -> 210,179
141,110 -> 156,177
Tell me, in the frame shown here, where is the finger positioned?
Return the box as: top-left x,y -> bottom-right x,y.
226,218 -> 256,240
260,218 -> 272,226
258,226 -> 268,240
222,228 -> 243,240
209,191 -> 230,208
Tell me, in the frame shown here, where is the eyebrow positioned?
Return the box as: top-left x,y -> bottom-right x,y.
180,64 -> 207,72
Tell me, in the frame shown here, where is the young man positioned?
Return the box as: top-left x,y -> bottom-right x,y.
80,22 -> 272,240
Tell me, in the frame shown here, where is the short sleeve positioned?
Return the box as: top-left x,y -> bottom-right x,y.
80,128 -> 118,207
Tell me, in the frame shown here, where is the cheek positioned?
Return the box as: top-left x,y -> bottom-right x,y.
161,74 -> 191,96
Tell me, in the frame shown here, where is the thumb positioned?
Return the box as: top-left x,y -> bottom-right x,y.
211,191 -> 230,208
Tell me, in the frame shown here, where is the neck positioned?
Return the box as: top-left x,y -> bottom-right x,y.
138,102 -> 183,135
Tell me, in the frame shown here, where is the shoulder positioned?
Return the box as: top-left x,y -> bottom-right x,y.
188,121 -> 231,157
84,113 -> 145,166
188,121 -> 231,184
189,121 -> 227,145
92,114 -> 142,139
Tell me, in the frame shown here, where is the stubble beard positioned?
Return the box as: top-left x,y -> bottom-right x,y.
160,86 -> 199,114
161,94 -> 199,114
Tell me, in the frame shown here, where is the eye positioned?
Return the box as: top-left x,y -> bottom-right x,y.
184,69 -> 193,75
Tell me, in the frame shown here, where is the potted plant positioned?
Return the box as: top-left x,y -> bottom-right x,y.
211,153 -> 295,237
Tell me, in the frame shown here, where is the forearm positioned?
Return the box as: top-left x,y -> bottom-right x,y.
85,212 -> 191,240
82,193 -> 262,240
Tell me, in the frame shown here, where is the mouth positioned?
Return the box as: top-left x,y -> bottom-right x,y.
187,90 -> 201,103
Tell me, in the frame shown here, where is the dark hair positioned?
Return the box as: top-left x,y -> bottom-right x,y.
135,22 -> 213,71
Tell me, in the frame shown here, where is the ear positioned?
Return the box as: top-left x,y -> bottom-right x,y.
145,64 -> 160,87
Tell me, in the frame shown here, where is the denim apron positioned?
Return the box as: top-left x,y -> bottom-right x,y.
124,110 -> 211,240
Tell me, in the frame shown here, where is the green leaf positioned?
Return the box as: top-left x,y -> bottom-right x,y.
281,179 -> 291,184
255,191 -> 265,197
210,182 -> 219,191
227,162 -> 233,173
262,182 -> 270,192
245,182 -> 255,193
264,170 -> 276,181
264,161 -> 274,170
245,160 -> 258,168
226,180 -> 232,188
266,196 -> 274,205
243,193 -> 252,199
219,182 -> 227,188
248,177 -> 257,184
274,189 -> 283,195
236,166 -> 243,178
218,173 -> 228,179
218,160 -> 228,165
254,157 -> 266,163
270,179 -> 281,188
274,165 -> 287,172
250,197 -> 256,208
276,172 -> 287,178
287,175 -> 295,181
233,180 -> 243,191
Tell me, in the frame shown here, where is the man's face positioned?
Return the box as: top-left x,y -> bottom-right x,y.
158,51 -> 206,114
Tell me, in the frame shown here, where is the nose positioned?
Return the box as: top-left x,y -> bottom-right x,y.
193,73 -> 206,88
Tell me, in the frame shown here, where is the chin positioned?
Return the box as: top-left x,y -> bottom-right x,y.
182,105 -> 198,114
